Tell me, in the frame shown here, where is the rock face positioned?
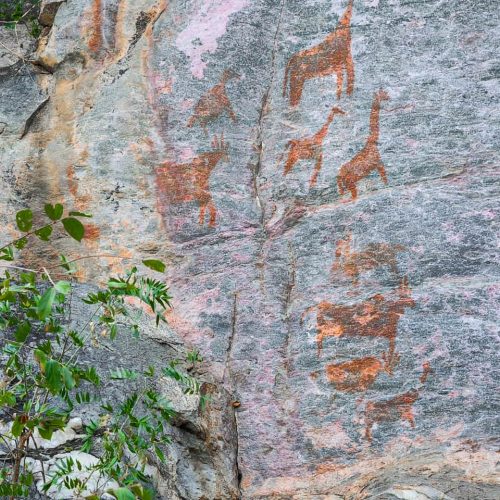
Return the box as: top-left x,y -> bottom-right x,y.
0,0 -> 498,498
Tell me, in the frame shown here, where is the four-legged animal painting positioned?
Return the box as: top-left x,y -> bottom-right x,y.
283,0 -> 354,106
156,135 -> 229,227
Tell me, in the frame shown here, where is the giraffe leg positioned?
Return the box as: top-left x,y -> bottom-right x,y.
316,330 -> 324,357
377,162 -> 388,184
290,72 -> 305,107
309,153 -> 323,187
226,103 -> 237,122
199,204 -> 206,225
336,68 -> 344,100
403,409 -> 415,428
348,183 -> 358,199
283,153 -> 297,175
345,49 -> 354,96
365,421 -> 373,442
337,175 -> 345,195
208,201 -> 217,227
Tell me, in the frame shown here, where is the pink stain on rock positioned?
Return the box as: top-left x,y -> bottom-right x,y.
175,0 -> 249,79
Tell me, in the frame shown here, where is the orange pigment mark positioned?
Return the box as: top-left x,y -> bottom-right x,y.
420,361 -> 432,383
88,0 -> 103,53
302,276 -> 415,359
84,223 -> 100,240
282,106 -> 345,187
66,166 -> 90,210
283,0 -> 354,105
187,69 -> 239,134
364,389 -> 419,442
326,355 -> 393,392
332,234 -> 406,283
156,135 -> 229,227
337,89 -> 389,199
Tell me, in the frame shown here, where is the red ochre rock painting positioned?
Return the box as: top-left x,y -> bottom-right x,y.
282,106 -> 345,187
283,0 -> 354,106
187,69 -> 239,134
337,89 -> 389,199
156,135 -> 229,227
325,355 -> 395,392
303,276 -> 415,358
332,234 -> 406,283
420,361 -> 433,383
364,389 -> 419,442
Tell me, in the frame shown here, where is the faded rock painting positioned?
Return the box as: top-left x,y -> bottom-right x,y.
3,0 -> 498,496
282,106 -> 345,187
337,89 -> 390,199
187,69 -> 239,134
156,135 -> 229,227
283,0 -> 354,106
332,234 -> 406,284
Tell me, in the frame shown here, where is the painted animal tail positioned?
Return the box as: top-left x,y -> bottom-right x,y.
187,115 -> 196,128
393,244 -> 406,253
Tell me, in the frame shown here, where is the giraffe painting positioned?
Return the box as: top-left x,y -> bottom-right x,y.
337,89 -> 390,199
187,69 -> 239,134
156,135 -> 229,227
283,106 -> 345,187
283,0 -> 354,106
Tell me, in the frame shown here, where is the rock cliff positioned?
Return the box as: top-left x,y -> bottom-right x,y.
0,0 -> 498,498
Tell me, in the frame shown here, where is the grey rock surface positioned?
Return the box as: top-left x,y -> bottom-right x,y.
0,0 -> 498,498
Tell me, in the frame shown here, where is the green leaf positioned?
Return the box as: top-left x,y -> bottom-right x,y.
34,348 -> 48,371
38,427 -> 54,440
45,360 -> 62,393
111,487 -> 136,500
14,237 -> 28,250
37,288 -> 56,320
154,445 -> 166,463
61,366 -> 76,390
110,368 -> 138,380
12,417 -> 24,438
142,259 -> 166,273
16,209 -> 33,232
0,246 -> 14,261
61,217 -> 85,242
0,390 -> 16,406
68,211 -> 92,218
44,203 -> 63,221
14,321 -> 31,343
107,280 -> 128,289
35,225 -> 53,241
54,280 -> 71,295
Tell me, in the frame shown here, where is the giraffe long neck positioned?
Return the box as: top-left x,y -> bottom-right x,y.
315,110 -> 337,141
368,99 -> 381,144
339,0 -> 353,29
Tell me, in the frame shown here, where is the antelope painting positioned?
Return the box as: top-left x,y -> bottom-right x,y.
283,0 -> 354,106
187,69 -> 239,134
364,389 -> 419,442
337,89 -> 390,199
325,353 -> 399,392
332,234 -> 406,283
302,276 -> 415,357
156,135 -> 229,227
283,106 -> 345,187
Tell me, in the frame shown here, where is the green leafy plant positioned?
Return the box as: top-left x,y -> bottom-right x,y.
0,204 -> 206,499
0,1 -> 41,38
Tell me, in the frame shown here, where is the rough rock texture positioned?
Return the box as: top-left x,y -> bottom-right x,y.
0,0 -> 499,498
